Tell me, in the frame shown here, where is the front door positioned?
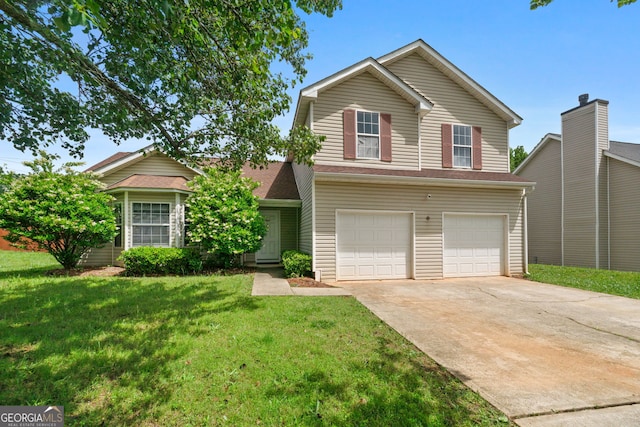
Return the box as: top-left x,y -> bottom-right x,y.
256,210 -> 280,263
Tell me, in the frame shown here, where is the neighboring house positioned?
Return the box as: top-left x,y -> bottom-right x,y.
514,94 -> 640,272
82,148 -> 301,266
290,39 -> 533,281
84,39 -> 535,281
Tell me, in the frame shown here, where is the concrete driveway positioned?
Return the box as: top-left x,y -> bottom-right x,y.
339,276 -> 640,426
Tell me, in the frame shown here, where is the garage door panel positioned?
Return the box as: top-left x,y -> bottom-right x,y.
444,215 -> 504,278
337,212 -> 411,280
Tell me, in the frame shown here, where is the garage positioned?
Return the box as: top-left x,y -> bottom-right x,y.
443,214 -> 506,277
336,211 -> 412,280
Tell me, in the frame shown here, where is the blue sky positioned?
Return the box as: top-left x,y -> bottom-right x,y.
3,0 -> 640,173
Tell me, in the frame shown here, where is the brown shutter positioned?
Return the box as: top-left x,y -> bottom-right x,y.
441,123 -> 453,168
472,126 -> 482,170
343,109 -> 356,160
380,113 -> 392,162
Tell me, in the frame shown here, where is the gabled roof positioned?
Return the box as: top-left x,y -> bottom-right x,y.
605,141 -> 640,167
105,174 -> 191,193
314,164 -> 534,189
86,152 -> 131,172
378,39 -> 522,128
513,133 -> 561,175
294,57 -> 433,126
86,145 -> 202,176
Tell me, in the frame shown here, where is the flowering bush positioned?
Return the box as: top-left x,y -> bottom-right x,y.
185,167 -> 266,267
0,152 -> 116,270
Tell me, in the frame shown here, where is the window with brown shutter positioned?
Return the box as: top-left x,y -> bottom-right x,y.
343,109 -> 356,160
472,126 -> 482,170
380,113 -> 392,162
442,124 -> 482,169
441,123 -> 453,168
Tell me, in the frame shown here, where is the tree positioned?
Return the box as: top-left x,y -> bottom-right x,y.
0,165 -> 19,194
185,168 -> 266,267
0,0 -> 340,169
510,145 -> 528,172
531,0 -> 636,9
0,152 -> 117,270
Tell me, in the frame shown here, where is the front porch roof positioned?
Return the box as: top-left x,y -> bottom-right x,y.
105,174 -> 191,193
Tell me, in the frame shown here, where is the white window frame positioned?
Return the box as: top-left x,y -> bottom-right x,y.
131,202 -> 171,247
356,110 -> 380,160
453,124 -> 472,168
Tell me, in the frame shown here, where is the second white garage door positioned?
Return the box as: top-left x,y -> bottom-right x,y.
443,214 -> 505,277
337,212 -> 412,280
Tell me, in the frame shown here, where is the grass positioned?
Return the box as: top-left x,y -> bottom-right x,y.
0,250 -> 511,426
527,264 -> 640,299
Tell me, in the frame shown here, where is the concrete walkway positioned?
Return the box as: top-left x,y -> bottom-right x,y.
340,276 -> 640,426
251,268 -> 351,296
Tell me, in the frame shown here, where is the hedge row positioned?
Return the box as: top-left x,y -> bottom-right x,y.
118,247 -> 203,276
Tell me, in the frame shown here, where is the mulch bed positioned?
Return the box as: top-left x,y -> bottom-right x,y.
46,266 -> 126,277
287,277 -> 335,288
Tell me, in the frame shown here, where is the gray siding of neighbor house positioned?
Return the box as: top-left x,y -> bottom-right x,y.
561,101 -> 609,268
609,157 -> 640,271
385,53 -> 509,172
311,71 -> 420,170
313,180 -> 525,281
597,104 -> 610,268
292,162 -> 314,255
517,139 -> 562,265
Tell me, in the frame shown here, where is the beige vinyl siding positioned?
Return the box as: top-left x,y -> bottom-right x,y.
385,53 -> 509,172
312,71 -> 419,169
562,104 -> 598,268
516,140 -> 562,265
100,153 -> 198,186
79,195 -> 125,266
292,162 -> 314,254
314,180 -> 524,281
609,158 -> 640,271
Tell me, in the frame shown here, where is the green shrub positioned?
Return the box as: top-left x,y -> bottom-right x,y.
118,247 -> 203,276
281,250 -> 312,278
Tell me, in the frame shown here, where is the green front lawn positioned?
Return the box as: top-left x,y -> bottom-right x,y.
0,251 -> 509,426
527,264 -> 640,299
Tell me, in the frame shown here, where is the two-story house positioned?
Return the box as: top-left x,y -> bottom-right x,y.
292,40 -> 533,281
82,40 -> 534,281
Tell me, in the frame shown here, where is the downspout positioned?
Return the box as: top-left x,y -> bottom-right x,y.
594,105 -> 600,269
560,132 -> 565,266
417,112 -> 422,170
607,156 -> 611,269
523,188 -> 529,275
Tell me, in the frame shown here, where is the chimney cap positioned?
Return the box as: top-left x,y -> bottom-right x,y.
579,93 -> 589,106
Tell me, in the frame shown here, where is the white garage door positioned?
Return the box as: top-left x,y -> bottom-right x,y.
443,214 -> 505,277
337,212 -> 412,280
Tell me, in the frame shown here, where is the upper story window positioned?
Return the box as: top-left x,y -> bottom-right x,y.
132,202 -> 170,247
453,125 -> 472,168
441,123 -> 482,170
357,111 -> 380,159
